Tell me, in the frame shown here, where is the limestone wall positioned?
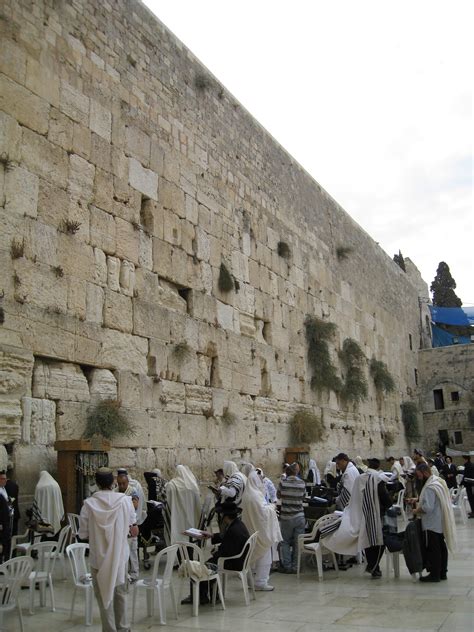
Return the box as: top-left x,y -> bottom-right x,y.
419,344 -> 474,453
0,0 -> 423,494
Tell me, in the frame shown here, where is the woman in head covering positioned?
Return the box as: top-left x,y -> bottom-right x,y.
165,465 -> 201,544
307,459 -> 321,485
324,460 -> 339,489
33,471 -> 65,535
219,461 -> 246,506
240,462 -> 255,478
241,470 -> 282,591
354,456 -> 368,473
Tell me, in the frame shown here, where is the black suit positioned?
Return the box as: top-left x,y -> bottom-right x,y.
364,479 -> 393,574
5,480 -> 20,535
0,495 -> 11,562
209,517 -> 250,570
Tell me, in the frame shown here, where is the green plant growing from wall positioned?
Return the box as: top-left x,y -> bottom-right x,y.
289,409 -> 325,445
10,238 -> 24,259
401,401 -> 420,439
277,241 -> 291,259
84,399 -> 136,441
218,262 -> 234,293
172,341 -> 192,361
194,72 -> 211,91
221,407 -> 237,426
383,431 -> 395,448
305,316 -> 342,394
336,245 -> 353,261
339,338 -> 368,405
370,358 -> 395,393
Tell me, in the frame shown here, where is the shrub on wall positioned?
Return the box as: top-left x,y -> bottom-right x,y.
305,315 -> 342,394
84,400 -> 136,441
289,409 -> 325,445
277,241 -> 291,259
339,338 -> 368,405
218,262 -> 234,293
401,401 -> 420,439
383,430 -> 395,448
370,358 -> 395,393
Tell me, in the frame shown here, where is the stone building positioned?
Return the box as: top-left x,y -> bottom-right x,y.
419,344 -> 474,454
1,0 -> 426,506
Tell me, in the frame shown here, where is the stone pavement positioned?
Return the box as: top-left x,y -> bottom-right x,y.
6,521 -> 474,632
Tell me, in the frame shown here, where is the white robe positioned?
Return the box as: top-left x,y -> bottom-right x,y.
419,475 -> 457,553
165,465 -> 201,544
79,490 -> 135,608
34,471 -> 65,534
241,471 -> 282,562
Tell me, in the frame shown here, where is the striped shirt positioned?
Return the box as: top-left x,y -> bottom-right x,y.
278,476 -> 306,519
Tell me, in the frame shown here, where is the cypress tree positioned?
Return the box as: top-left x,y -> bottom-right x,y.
430,261 -> 462,307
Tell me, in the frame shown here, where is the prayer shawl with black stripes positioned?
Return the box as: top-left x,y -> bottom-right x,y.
322,469 -> 384,555
335,461 -> 359,510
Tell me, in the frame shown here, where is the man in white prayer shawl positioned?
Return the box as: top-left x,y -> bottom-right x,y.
165,465 -> 201,544
219,461 -> 246,505
79,467 -> 137,632
412,462 -> 456,582
117,468 -> 146,525
334,453 -> 359,510
33,470 -> 65,535
241,470 -> 282,590
323,458 -> 393,579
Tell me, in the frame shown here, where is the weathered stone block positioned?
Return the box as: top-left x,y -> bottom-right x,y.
133,300 -> 170,339
86,282 -> 104,324
89,368 -> 117,403
21,128 -> 68,188
115,217 -> 140,264
4,166 -> 39,218
33,359 -> 90,402
107,256 -> 121,291
60,81 -> 90,125
159,179 -> 185,218
90,205 -> 116,254
125,126 -> 150,166
0,345 -> 34,442
185,385 -> 212,415
21,397 -> 56,445
0,111 -> 22,162
128,157 -> 158,200
0,73 -> 49,135
158,381 -> 186,413
90,100 -> 112,142
98,330 -> 149,375
25,56 -> 60,107
55,400 -> 89,440
120,260 -> 136,297
216,301 -> 234,331
103,289 -> 133,333
68,153 -> 95,202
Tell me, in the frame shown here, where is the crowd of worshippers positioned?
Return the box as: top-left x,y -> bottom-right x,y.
1,450 -> 472,629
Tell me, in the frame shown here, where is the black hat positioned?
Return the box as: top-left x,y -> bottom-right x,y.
367,458 -> 380,469
215,500 -> 242,517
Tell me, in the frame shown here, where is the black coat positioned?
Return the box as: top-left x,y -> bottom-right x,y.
209,517 -> 250,570
441,464 -> 458,489
5,480 -> 20,521
0,495 -> 11,542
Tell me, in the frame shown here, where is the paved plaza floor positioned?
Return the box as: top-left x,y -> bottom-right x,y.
6,520 -> 474,632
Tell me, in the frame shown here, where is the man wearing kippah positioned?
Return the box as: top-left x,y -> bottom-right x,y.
79,467 -> 138,632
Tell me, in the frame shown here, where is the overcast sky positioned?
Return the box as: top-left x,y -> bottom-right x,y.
144,0 -> 473,305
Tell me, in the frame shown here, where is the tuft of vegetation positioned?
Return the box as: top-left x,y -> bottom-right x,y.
194,72 -> 210,91
370,358 -> 395,393
277,241 -> 291,259
60,219 -> 82,235
305,315 -> 342,394
289,409 -> 325,445
218,262 -> 234,293
84,399 -> 136,441
393,250 -> 406,272
339,338 -> 368,405
10,238 -> 24,259
52,265 -> 64,278
401,401 -> 420,439
383,431 -> 395,448
172,341 -> 192,361
336,245 -> 353,261
203,408 -> 214,419
221,408 -> 237,426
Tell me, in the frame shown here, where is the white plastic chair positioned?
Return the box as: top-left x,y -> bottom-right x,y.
131,543 -> 179,625
216,532 -> 258,606
28,541 -> 58,614
0,556 -> 33,632
11,530 -> 42,557
392,489 -> 407,525
67,514 -> 81,543
177,541 -> 225,617
451,488 -> 468,524
47,525 -> 71,580
296,514 -> 339,580
385,550 -> 400,578
66,543 -> 93,626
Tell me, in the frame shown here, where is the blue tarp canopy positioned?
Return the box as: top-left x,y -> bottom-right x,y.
431,324 -> 471,347
430,305 -> 474,326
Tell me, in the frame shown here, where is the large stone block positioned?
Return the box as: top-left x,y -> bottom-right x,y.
24,219 -> 58,266
0,345 -> 34,442
21,397 -> 56,445
88,368 -> 117,403
68,153 -> 95,202
98,330 -> 149,375
115,217 -> 140,264
33,359 -> 90,402
0,73 -> 49,135
128,158 -> 158,200
0,111 -> 22,162
103,289 -> 133,333
125,126 -> 150,166
13,258 -> 67,313
185,385 -> 213,415
90,100 -> 112,142
4,166 -> 39,218
60,81 -> 90,125
86,282 -> 104,324
55,400 -> 89,440
21,128 -> 68,188
133,300 -> 170,340
159,179 -> 185,218
216,301 -> 234,331
90,205 -> 116,254
25,56 -> 60,107
120,260 -> 135,297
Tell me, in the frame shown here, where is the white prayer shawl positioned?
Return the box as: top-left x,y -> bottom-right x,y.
354,456 -> 368,472
419,475 -> 457,553
308,459 -> 321,485
336,461 -> 360,508
401,455 -> 416,474
34,471 -> 64,534
223,461 -> 239,477
430,464 -> 440,477
241,471 -> 282,562
165,465 -> 201,544
324,469 -> 383,555
127,477 -> 146,525
240,462 -> 255,477
79,491 -> 132,609
391,460 -> 405,486
221,461 -> 247,504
